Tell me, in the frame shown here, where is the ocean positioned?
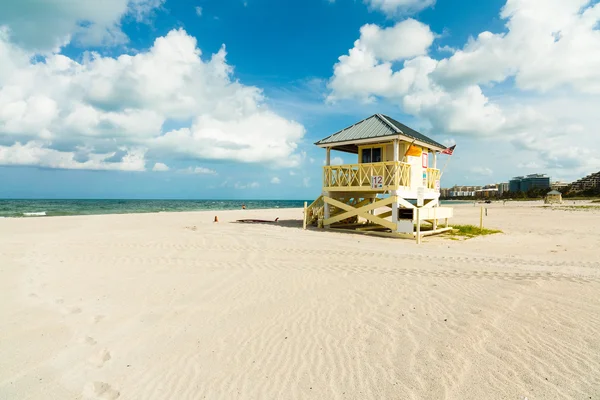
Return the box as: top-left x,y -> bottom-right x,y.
0,199 -> 311,218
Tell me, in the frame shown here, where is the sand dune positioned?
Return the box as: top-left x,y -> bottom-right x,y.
1,202 -> 599,399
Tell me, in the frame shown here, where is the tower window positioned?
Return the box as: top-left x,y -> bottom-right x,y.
361,147 -> 382,163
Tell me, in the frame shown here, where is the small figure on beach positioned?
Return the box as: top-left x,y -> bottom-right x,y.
242,204 -> 246,210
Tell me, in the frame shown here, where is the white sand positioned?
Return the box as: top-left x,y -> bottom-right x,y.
1,202 -> 600,399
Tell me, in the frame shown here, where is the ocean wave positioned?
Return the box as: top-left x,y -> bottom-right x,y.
23,212 -> 47,217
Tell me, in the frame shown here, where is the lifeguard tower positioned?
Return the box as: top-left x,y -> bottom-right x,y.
306,114 -> 454,242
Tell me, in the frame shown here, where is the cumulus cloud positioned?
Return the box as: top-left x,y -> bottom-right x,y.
327,0 -> 600,177
179,166 -> 217,175
152,162 -> 169,171
365,0 -> 436,15
331,156 -> 344,165
235,181 -> 259,189
470,166 -> 493,176
327,19 -> 434,102
0,28 -> 305,171
271,177 -> 281,184
195,6 -> 203,16
0,0 -> 164,52
0,141 -> 146,171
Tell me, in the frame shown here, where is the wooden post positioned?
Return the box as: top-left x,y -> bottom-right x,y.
324,148 -> 331,229
391,191 -> 399,232
480,206 -> 483,231
303,201 -> 307,230
416,208 -> 422,244
323,194 -> 330,228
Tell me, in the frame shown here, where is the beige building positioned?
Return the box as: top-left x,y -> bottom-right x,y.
570,172 -> 599,191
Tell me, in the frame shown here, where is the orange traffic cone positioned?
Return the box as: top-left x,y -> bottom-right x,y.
214,216 -> 219,223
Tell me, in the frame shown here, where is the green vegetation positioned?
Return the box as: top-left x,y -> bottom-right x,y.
445,224 -> 503,240
441,188 -> 600,202
553,205 -> 600,211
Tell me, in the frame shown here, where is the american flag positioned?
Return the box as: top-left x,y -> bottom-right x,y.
442,144 -> 456,155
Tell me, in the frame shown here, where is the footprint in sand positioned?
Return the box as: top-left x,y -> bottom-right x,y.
91,315 -> 105,324
82,381 -> 120,399
79,336 -> 97,346
62,306 -> 82,315
88,349 -> 112,368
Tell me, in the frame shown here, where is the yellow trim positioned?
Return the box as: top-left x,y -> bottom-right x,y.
426,168 -> 441,190
323,196 -> 397,230
323,161 -> 411,192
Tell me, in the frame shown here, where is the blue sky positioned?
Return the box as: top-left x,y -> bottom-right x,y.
0,0 -> 599,199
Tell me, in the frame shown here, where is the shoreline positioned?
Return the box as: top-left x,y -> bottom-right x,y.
0,199 -> 311,219
8,197 -> 595,219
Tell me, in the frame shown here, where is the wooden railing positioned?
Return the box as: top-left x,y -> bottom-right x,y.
305,195 -> 324,226
427,168 -> 441,190
323,161 -> 411,191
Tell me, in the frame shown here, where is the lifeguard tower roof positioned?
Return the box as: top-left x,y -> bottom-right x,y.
315,114 -> 445,154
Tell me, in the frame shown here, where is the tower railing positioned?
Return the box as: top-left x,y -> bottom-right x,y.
426,168 -> 441,191
323,161 -> 411,191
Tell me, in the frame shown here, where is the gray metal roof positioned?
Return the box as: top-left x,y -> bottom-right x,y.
315,114 -> 446,150
547,190 -> 562,195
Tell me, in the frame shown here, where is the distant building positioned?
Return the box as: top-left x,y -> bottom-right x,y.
551,181 -> 570,191
570,171 -> 600,192
509,177 -> 523,192
443,185 -> 482,197
498,182 -> 509,194
476,188 -> 499,198
509,174 -> 550,192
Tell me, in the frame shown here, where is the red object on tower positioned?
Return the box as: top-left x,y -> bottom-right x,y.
442,145 -> 456,155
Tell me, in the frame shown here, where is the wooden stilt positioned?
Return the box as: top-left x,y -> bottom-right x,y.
480,206 -> 483,231
416,208 -> 422,244
303,201 -> 307,230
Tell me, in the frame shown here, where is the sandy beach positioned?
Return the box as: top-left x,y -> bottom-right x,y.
1,202 -> 600,400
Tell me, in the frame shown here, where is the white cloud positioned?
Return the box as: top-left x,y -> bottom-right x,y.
430,0 -> 600,94
470,166 -> 493,176
235,181 -> 259,189
0,141 -> 146,171
0,28 -> 306,171
437,45 -> 456,54
365,0 -> 436,15
154,111 -> 305,166
152,162 -> 169,171
331,156 -> 344,165
302,177 -> 311,187
0,0 -> 164,52
327,19 -> 434,102
326,0 -> 600,178
271,177 -> 281,184
179,166 -> 217,175
517,161 -> 541,169
195,6 -> 203,16
443,138 -> 456,147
